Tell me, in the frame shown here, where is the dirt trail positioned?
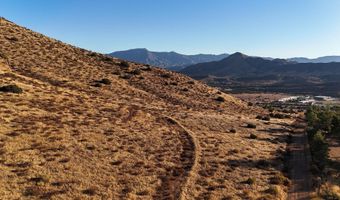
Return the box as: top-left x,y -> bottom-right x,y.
288,119 -> 313,200
152,117 -> 199,200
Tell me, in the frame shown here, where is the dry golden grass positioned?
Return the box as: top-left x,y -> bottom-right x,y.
0,17 -> 293,199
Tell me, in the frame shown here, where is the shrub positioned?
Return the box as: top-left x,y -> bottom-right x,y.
161,73 -> 171,78
215,96 -> 225,102
130,69 -> 141,75
96,78 -> 111,85
243,177 -> 256,185
249,133 -> 258,139
5,36 -> 19,42
270,173 -> 290,186
256,159 -> 271,169
310,131 -> 329,170
82,188 -> 96,196
265,186 -> 279,196
0,84 -> 23,94
262,116 -> 271,121
247,123 -> 257,129
119,61 -> 130,68
321,187 -> 340,200
230,129 -> 237,133
92,83 -> 102,87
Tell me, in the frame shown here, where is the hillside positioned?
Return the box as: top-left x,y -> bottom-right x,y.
109,48 -> 228,70
0,18 -> 293,200
182,52 -> 340,97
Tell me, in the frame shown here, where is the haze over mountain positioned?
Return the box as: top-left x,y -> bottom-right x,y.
109,48 -> 228,70
182,52 -> 340,97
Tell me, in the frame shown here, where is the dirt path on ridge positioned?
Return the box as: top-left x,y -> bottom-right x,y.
287,119 -> 313,200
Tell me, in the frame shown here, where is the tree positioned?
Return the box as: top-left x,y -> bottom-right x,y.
310,131 -> 329,170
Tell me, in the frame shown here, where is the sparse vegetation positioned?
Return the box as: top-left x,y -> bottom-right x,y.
247,123 -> 257,129
0,17 -> 296,200
270,173 -> 290,186
215,96 -> 225,102
265,185 -> 280,196
161,73 -> 171,78
229,128 -> 237,133
306,106 -> 340,198
119,73 -> 133,79
119,61 -> 130,68
0,84 -> 23,93
96,78 -> 111,85
5,36 -> 19,42
243,177 -> 256,185
130,69 -> 141,75
249,133 -> 258,139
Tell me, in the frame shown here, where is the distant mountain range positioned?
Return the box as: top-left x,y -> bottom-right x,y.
181,52 -> 340,97
109,49 -> 340,71
288,56 -> 340,63
109,48 -> 228,70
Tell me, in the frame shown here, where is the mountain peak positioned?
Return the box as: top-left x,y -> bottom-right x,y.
228,52 -> 248,59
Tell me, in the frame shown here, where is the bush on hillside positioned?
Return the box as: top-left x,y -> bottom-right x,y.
0,84 -> 23,94
161,73 -> 171,78
96,78 -> 111,85
119,61 -> 130,68
215,96 -> 225,102
249,133 -> 258,139
247,123 -> 257,129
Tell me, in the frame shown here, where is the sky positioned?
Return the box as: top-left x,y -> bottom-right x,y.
1,0 -> 340,58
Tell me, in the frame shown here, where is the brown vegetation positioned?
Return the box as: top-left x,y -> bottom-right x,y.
0,18 -> 294,199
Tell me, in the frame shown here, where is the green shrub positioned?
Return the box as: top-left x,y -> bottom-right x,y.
310,131 -> 329,170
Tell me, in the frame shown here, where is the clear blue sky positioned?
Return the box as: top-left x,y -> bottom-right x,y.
1,0 -> 340,58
